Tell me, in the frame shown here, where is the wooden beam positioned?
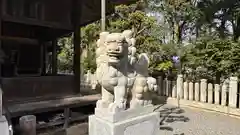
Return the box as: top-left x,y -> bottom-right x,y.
72,0 -> 82,94
52,39 -> 58,75
63,108 -> 70,129
1,0 -> 6,16
0,36 -> 39,45
2,15 -> 73,30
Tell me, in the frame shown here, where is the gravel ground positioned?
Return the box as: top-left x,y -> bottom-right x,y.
157,104 -> 240,135
39,105 -> 240,135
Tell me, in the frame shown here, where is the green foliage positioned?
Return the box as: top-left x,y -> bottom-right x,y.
77,2 -> 166,73
81,23 -> 101,48
58,37 -> 74,72
182,36 -> 240,80
81,23 -> 100,73
156,61 -> 173,71
58,0 -> 240,81
82,47 -> 97,74
108,3 -> 173,72
149,0 -> 201,43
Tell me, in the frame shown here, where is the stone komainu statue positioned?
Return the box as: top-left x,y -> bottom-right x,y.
95,30 -> 157,113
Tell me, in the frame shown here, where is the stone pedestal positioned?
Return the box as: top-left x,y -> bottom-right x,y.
89,106 -> 160,135
0,116 -> 9,135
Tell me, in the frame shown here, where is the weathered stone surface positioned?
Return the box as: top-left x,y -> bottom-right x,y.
94,105 -> 155,123
221,79 -> 229,106
95,30 -> 157,112
195,82 -> 200,101
189,82 -> 194,101
177,75 -> 184,99
214,84 -> 220,105
172,81 -> 177,98
229,77 -> 238,108
89,111 -> 160,135
0,116 -> 9,135
184,81 -> 189,100
200,79 -> 207,103
90,30 -> 159,135
208,83 -> 213,104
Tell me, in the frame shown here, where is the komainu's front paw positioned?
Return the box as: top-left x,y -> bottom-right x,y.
130,99 -> 144,109
96,100 -> 111,109
108,101 -> 126,113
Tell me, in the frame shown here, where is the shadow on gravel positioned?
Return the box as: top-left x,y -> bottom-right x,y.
52,129 -> 66,135
158,106 -> 189,134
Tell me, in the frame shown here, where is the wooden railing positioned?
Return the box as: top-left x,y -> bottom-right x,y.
1,75 -> 75,103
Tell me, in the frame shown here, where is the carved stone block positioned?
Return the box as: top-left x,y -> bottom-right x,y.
89,109 -> 160,135
0,116 -> 9,135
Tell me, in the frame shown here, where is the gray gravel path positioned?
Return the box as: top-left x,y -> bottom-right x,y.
157,104 -> 240,135
39,105 -> 240,135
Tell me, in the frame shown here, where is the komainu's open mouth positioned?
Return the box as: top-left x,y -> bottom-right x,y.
108,52 -> 121,59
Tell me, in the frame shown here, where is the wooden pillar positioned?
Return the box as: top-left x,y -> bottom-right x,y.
72,0 -> 81,93
41,43 -> 47,75
0,0 -> 2,77
40,42 -> 46,75
63,108 -> 70,129
0,0 -> 3,117
52,39 -> 57,75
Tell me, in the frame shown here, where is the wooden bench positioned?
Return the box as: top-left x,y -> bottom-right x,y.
3,94 -> 100,118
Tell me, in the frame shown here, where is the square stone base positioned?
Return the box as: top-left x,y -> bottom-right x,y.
89,110 -> 160,135
0,116 -> 9,135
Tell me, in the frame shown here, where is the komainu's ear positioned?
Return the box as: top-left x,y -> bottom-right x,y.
99,32 -> 110,46
138,53 -> 149,66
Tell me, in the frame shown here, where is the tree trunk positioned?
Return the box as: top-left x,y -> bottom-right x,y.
216,72 -> 221,84
233,17 -> 240,41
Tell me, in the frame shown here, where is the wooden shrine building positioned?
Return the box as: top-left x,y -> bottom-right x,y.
0,0 -> 135,117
